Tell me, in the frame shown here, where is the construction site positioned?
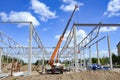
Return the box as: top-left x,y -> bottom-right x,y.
0,3 -> 120,80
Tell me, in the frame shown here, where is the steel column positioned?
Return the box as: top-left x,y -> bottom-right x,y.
89,46 -> 92,65
107,35 -> 113,69
28,22 -> 33,75
96,42 -> 100,65
0,48 -> 2,72
73,25 -> 78,71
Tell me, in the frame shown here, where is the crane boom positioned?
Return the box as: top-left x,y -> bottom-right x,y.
49,5 -> 78,66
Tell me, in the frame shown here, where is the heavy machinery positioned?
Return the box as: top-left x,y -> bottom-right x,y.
46,5 -> 78,74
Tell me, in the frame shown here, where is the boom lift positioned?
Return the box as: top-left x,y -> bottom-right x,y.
46,5 -> 78,74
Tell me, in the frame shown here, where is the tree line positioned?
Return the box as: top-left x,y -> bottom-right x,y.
33,53 -> 120,66
2,55 -> 25,65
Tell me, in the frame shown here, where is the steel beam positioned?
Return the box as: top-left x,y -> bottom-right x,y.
0,21 -> 31,23
74,23 -> 120,26
78,26 -> 100,50
88,36 -> 106,47
59,25 -> 74,55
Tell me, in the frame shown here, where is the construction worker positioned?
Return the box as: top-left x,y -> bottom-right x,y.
16,62 -> 20,72
11,61 -> 16,76
12,61 -> 16,72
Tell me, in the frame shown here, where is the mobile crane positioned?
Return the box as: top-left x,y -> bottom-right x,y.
46,5 -> 78,74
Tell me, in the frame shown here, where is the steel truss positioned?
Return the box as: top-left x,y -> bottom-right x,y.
60,23 -> 120,58
32,26 -> 48,55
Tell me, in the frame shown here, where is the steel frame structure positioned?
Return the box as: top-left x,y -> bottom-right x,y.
74,23 -> 120,69
59,23 -> 120,71
0,22 -> 119,74
0,21 -> 49,75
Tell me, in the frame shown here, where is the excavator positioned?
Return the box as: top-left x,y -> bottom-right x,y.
46,5 -> 78,74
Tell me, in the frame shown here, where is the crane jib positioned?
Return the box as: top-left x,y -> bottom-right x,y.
49,5 -> 78,66
62,5 -> 78,36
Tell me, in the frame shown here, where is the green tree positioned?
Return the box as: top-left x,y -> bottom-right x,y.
62,60 -> 70,67
2,55 -> 25,65
92,58 -> 97,63
112,53 -> 118,65
34,60 -> 42,65
118,56 -> 120,64
100,57 -> 109,65
34,59 -> 49,66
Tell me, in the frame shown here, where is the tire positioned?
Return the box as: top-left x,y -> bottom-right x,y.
60,71 -> 63,74
51,69 -> 55,74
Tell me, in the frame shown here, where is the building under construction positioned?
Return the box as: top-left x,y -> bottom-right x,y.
0,5 -> 120,80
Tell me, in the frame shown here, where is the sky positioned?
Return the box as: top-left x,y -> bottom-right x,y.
0,0 -> 120,61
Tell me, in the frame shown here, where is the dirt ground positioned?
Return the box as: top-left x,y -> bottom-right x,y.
1,64 -> 120,80
1,70 -> 120,80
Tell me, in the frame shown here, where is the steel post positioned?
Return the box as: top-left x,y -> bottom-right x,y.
107,35 -> 113,69
42,51 -> 45,73
28,22 -> 33,75
0,48 -> 2,72
80,50 -> 82,68
96,42 -> 100,65
89,46 -> 92,65
83,49 -> 86,67
73,25 -> 78,71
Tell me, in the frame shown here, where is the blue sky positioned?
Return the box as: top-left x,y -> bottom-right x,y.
0,0 -> 120,60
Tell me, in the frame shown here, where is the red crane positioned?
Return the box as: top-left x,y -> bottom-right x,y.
49,5 -> 78,66
46,5 -> 78,74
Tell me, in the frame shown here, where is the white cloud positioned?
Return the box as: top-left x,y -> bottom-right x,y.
104,0 -> 120,17
92,49 -> 117,58
60,0 -> 84,11
31,0 -> 57,21
0,12 -> 8,21
76,29 -> 87,41
55,35 -> 61,40
55,30 -> 70,41
42,28 -> 48,31
100,27 -> 118,32
55,29 -> 87,46
0,11 -> 39,27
